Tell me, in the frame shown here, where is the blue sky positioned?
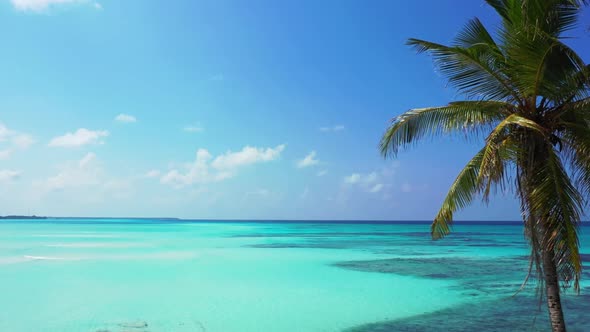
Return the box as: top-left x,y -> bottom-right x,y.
1,0 -> 589,220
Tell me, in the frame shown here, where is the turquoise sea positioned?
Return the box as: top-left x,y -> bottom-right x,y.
0,219 -> 589,332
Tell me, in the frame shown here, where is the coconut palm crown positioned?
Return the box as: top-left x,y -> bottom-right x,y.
380,1 -> 588,331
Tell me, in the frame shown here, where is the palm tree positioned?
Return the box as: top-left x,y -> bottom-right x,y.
380,1 -> 588,331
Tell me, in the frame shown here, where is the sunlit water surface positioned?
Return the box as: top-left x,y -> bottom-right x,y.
0,219 -> 588,332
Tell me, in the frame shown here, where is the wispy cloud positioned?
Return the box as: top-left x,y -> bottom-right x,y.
344,173 -> 361,184
48,128 -> 109,148
212,145 -> 285,170
300,186 -> 309,199
114,114 -> 137,123
316,170 -> 328,177
0,123 -> 35,159
369,183 -> 384,193
160,149 -> 225,188
319,125 -> 345,133
12,134 -> 35,149
41,152 -> 101,191
144,170 -> 161,178
296,151 -> 319,168
161,144 -> 285,188
35,153 -> 135,200
183,124 -> 204,133
0,124 -> 10,140
344,171 -> 383,194
0,169 -> 21,183
0,149 -> 12,160
11,0 -> 101,12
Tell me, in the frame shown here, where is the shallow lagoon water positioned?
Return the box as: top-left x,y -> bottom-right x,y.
0,219 -> 588,332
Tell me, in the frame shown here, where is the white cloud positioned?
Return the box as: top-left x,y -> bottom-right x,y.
42,152 -> 101,191
144,170 -> 161,178
369,183 -> 384,193
183,124 -> 204,133
78,152 -> 96,167
344,171 -> 384,194
48,128 -> 109,148
212,144 -> 285,170
319,125 -> 345,133
344,173 -> 361,184
93,2 -> 101,9
161,144 -> 285,188
102,179 -> 125,191
317,170 -> 328,177
300,186 -> 309,199
10,0 -> 95,12
0,149 -> 12,160
297,151 -> 319,168
115,114 -> 137,123
161,149 -> 229,187
0,123 -> 35,159
34,153 -> 135,201
365,172 -> 378,183
0,124 -> 11,141
12,134 -> 35,149
0,170 -> 21,182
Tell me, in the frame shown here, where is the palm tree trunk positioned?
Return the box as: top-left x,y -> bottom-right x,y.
543,249 -> 566,332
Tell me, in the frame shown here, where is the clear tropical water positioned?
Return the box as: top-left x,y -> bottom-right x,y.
0,219 -> 588,332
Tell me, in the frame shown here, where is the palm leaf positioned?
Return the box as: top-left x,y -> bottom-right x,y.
526,146 -> 583,291
454,18 -> 499,50
380,101 -> 509,158
431,147 -> 486,239
504,30 -> 587,102
486,0 -> 587,36
407,39 -> 519,102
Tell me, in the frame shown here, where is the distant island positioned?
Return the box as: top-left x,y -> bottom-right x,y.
0,215 -> 47,219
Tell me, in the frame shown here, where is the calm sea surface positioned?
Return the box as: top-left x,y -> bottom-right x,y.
0,219 -> 588,332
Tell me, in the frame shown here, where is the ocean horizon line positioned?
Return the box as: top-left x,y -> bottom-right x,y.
1,216 -> 589,226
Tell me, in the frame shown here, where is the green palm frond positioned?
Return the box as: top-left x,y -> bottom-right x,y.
406,39 -> 518,102
380,0 -> 589,308
486,0 -> 587,35
432,147 -> 486,239
496,114 -> 548,135
380,101 -> 510,158
504,31 -> 587,102
433,131 -> 524,240
526,146 -> 583,291
484,0 -> 519,25
454,18 -> 499,50
477,114 -> 549,182
554,65 -> 590,105
558,109 -> 590,198
477,117 -> 535,200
